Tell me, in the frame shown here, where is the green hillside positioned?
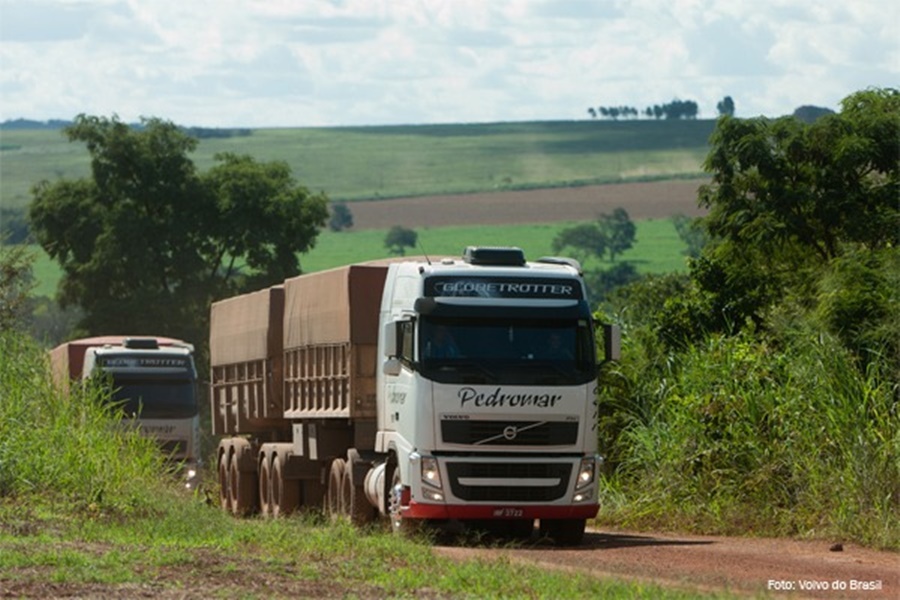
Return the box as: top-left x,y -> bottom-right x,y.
1,119 -> 715,211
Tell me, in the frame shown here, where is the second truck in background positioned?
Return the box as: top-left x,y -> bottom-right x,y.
211,246 -> 618,544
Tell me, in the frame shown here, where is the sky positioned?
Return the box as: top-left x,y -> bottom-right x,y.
1,0 -> 898,128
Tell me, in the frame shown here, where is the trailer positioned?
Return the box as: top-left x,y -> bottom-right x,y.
50,335 -> 201,489
212,247 -> 618,544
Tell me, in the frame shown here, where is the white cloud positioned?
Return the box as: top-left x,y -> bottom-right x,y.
0,0 -> 897,126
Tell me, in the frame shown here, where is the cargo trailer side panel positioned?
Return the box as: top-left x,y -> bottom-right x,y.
209,286 -> 285,435
283,265 -> 387,420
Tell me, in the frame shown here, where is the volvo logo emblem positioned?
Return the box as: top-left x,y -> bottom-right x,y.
502,425 -> 518,440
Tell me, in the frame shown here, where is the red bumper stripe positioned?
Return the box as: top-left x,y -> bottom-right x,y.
402,502 -> 599,520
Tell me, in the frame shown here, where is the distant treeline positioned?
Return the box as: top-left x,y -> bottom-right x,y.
0,118 -> 253,139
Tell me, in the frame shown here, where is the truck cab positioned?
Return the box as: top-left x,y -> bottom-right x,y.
82,337 -> 201,489
376,247 -> 602,543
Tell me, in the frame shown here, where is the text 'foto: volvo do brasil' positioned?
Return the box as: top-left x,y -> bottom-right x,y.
211,246 -> 620,545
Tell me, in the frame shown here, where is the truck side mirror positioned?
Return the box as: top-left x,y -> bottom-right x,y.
383,321 -> 398,357
603,324 -> 621,362
383,357 -> 402,376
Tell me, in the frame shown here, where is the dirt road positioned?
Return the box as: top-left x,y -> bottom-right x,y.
436,528 -> 898,599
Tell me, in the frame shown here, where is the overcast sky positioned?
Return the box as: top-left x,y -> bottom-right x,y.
1,0 -> 897,128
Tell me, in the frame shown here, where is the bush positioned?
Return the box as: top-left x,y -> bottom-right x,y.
596,328 -> 900,548
0,331 -> 170,514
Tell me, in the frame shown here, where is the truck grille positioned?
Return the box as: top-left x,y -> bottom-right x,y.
158,439 -> 188,457
441,420 -> 578,446
446,462 -> 572,502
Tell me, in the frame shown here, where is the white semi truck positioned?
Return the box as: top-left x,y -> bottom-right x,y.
50,336 -> 201,489
211,247 -> 617,544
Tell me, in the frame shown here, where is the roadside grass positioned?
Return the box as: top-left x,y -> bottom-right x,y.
0,499 -> 728,599
0,329 -> 732,598
1,119 -> 714,211
595,328 -> 900,550
27,218 -> 689,298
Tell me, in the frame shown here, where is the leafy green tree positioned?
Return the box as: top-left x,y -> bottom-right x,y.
384,226 -> 417,256
0,242 -> 35,331
29,115 -> 329,344
671,214 -> 708,258
551,222 -> 605,264
328,202 -> 354,232
701,88 -> 899,263
597,208 -> 636,262
716,96 -> 735,117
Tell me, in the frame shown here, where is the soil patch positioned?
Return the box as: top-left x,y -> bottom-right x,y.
346,179 -> 708,230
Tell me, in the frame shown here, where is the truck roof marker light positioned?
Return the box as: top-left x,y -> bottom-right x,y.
463,246 -> 526,267
124,338 -> 160,350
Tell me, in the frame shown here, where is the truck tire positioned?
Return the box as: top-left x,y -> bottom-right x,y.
388,463 -> 419,536
341,463 -> 376,526
539,518 -> 586,546
272,450 -> 300,517
326,458 -> 346,519
229,440 -> 258,517
217,441 -> 232,513
258,450 -> 273,518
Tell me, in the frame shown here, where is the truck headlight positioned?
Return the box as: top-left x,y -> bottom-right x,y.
420,456 -> 444,501
575,456 -> 596,490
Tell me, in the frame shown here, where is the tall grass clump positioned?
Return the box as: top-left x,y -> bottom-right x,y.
596,327 -> 899,548
0,331 -> 169,514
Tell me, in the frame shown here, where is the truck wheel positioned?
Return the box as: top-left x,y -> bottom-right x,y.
326,458 -> 346,519
388,464 -> 419,536
217,442 -> 232,513
341,464 -> 375,526
258,451 -> 273,518
539,518 -> 586,546
229,442 -> 258,517
272,450 -> 300,517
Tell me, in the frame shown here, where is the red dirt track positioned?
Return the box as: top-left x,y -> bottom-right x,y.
436,528 -> 898,598
347,179 -> 709,230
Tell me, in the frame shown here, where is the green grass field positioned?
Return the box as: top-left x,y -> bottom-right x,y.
28,218 -> 688,298
1,119 -> 715,211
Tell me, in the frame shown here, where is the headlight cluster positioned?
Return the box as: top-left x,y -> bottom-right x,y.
572,456 -> 599,502
419,455 -> 444,502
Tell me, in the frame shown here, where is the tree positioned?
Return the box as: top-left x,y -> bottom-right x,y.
0,241 -> 35,331
384,226 -> 417,256
716,96 -> 735,117
551,223 -> 606,265
671,214 -> 709,258
29,114 -> 329,344
700,88 -> 899,264
328,202 -> 354,232
653,87 -> 900,349
792,105 -> 834,123
597,208 -> 636,262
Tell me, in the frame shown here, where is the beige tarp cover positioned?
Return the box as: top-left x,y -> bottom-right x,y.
284,265 -> 387,349
209,286 -> 284,366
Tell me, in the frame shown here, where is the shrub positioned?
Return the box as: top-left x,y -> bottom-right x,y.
0,331 -> 169,514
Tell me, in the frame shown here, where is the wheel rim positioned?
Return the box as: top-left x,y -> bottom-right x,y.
388,468 -> 403,533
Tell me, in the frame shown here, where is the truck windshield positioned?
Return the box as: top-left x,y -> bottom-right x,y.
419,316 -> 597,385
108,379 -> 198,419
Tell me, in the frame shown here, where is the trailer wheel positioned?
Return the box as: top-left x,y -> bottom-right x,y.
341,464 -> 375,526
326,458 -> 346,519
217,442 -> 232,513
258,451 -> 273,518
229,441 -> 258,517
539,518 -> 586,546
272,450 -> 300,517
